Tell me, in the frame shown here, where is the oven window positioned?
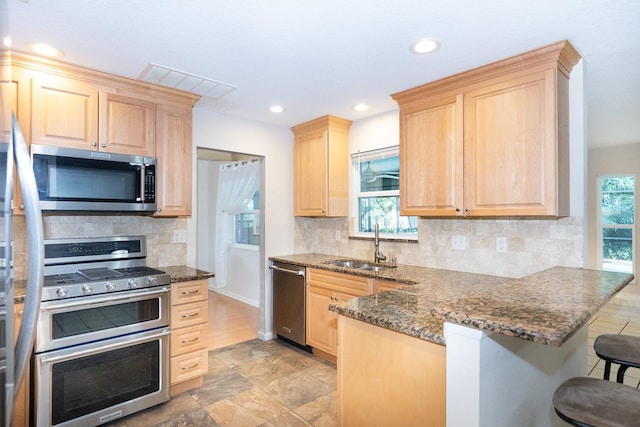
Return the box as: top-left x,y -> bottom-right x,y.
51,299 -> 160,339
51,340 -> 160,425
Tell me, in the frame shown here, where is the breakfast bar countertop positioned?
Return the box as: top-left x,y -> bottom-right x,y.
269,253 -> 634,346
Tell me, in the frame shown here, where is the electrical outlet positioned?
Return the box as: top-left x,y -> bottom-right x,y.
496,236 -> 507,253
172,230 -> 187,243
335,230 -> 342,241
451,235 -> 466,250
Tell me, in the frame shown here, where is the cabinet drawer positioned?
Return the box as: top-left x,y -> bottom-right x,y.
171,323 -> 208,356
171,300 -> 208,329
171,349 -> 208,384
307,268 -> 372,296
171,280 -> 208,305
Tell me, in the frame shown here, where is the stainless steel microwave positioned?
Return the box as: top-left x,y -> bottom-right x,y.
31,144 -> 157,213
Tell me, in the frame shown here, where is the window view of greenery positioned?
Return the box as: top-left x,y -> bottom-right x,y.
358,155 -> 417,234
601,176 -> 634,273
235,190 -> 260,246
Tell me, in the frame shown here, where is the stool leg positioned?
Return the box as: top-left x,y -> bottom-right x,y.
616,365 -> 630,383
604,360 -> 612,381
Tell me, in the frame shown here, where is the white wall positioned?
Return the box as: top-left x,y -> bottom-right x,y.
189,108 -> 294,340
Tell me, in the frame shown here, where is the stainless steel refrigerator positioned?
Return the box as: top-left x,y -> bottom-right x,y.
1,19 -> 45,427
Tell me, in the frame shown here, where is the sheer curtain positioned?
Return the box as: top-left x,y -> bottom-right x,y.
213,160 -> 260,288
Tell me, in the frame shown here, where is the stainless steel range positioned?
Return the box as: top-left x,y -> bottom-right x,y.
32,235 -> 171,427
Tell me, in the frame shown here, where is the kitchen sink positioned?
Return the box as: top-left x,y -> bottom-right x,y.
322,259 -> 392,271
323,259 -> 371,268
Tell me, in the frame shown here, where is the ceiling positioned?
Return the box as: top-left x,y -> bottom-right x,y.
4,0 -> 640,148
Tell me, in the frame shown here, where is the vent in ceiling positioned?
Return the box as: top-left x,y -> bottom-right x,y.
138,63 -> 236,99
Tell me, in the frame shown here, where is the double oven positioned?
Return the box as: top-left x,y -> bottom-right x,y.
32,236 -> 171,427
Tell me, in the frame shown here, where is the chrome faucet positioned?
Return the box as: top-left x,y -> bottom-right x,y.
374,223 -> 387,264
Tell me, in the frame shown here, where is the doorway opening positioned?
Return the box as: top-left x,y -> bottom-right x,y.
196,147 -> 264,348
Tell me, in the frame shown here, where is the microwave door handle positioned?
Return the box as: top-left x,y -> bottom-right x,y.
140,164 -> 145,202
12,113 -> 45,396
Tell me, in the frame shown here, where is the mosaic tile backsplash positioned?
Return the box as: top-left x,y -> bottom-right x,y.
12,215 -> 188,280
294,216 -> 584,279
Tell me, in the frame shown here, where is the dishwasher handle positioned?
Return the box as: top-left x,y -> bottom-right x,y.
269,264 -> 305,277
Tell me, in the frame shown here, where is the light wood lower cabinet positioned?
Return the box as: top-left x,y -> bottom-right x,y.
170,280 -> 209,396
338,315 -> 446,427
305,268 -> 372,362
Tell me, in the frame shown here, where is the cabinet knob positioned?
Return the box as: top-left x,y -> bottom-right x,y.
19,204 -> 24,210
91,141 -> 97,147
101,143 -> 107,148
455,208 -> 460,212
465,208 -> 471,212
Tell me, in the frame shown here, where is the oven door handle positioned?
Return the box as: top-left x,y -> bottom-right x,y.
41,287 -> 169,312
38,328 -> 171,365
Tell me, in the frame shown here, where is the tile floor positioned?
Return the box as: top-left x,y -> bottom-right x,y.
106,339 -> 337,427
106,297 -> 640,426
587,299 -> 640,387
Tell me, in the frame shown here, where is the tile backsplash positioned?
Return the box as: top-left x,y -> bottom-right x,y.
294,216 -> 584,278
12,215 -> 188,280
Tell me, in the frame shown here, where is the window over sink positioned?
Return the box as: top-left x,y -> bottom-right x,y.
351,146 -> 417,238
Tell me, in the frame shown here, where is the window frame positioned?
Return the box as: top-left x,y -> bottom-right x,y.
233,190 -> 260,249
350,146 -> 418,240
597,174 -> 636,275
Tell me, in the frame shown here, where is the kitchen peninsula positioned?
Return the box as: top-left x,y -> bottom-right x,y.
269,254 -> 634,427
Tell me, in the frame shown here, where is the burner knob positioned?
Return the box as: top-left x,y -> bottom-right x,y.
105,282 -> 116,292
56,287 -> 68,298
82,284 -> 93,295
147,276 -> 157,285
128,278 -> 138,289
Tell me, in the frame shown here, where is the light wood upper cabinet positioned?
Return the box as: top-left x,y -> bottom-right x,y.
2,67 -> 30,214
30,73 -> 99,150
400,93 -> 463,216
31,77 -> 155,156
392,40 -> 580,217
98,92 -> 155,156
292,115 -> 352,217
155,103 -> 193,217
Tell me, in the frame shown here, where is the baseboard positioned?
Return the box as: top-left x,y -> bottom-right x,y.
258,330 -> 274,341
210,288 -> 259,308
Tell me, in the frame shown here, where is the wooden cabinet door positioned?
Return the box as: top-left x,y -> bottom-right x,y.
306,285 -> 334,354
400,94 -> 463,216
294,130 -> 327,216
463,69 -> 560,216
0,80 -> 16,142
98,92 -> 154,156
155,103 -> 193,217
31,74 -> 99,150
0,77 -> 27,214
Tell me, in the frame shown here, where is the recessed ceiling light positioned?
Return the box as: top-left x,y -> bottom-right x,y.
354,104 -> 369,112
27,42 -> 64,58
410,39 -> 440,55
269,105 -> 284,113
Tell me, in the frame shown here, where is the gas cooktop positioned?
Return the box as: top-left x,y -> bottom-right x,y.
41,236 -> 170,301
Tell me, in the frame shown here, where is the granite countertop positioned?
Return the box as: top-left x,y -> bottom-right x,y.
269,253 -> 634,346
161,265 -> 215,283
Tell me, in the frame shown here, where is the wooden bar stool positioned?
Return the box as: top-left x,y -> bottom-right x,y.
594,334 -> 640,383
553,377 -> 640,426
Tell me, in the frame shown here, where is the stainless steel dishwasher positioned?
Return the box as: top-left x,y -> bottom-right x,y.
269,262 -> 311,351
